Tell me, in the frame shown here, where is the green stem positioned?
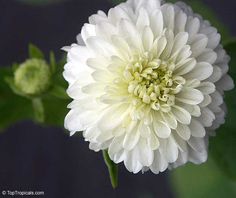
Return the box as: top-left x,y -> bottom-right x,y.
32,98 -> 44,123
102,150 -> 118,189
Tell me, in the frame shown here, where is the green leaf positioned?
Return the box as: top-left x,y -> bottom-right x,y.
209,127 -> 236,181
0,67 -> 34,131
225,40 -> 236,76
49,85 -> 69,100
29,44 -> 45,59
4,76 -> 25,97
102,150 -> 118,189
171,159 -> 236,198
42,56 -> 70,127
42,95 -> 70,127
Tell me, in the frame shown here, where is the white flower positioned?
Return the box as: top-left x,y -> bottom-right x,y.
63,0 -> 234,174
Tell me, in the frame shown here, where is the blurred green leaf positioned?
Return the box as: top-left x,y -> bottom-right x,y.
0,46 -> 70,130
171,159 -> 236,198
29,44 -> 45,59
49,85 -> 69,100
41,55 -> 71,127
209,127 -> 236,181
0,68 -> 34,131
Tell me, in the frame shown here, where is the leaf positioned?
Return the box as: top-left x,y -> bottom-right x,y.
0,67 -> 34,131
4,76 -> 25,97
209,127 -> 236,181
49,85 -> 69,100
0,53 -> 69,130
171,158 -> 236,198
29,44 -> 45,59
42,95 -> 70,127
102,150 -> 118,189
41,56 -> 71,127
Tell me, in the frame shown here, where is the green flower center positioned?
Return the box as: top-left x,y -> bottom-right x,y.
124,56 -> 185,111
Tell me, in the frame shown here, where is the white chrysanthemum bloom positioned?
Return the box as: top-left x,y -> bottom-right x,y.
63,0 -> 234,173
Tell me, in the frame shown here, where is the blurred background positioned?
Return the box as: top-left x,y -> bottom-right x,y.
0,0 -> 235,197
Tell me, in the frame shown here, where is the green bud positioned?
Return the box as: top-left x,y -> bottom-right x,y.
14,59 -> 51,96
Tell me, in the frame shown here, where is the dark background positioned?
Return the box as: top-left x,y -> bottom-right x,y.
0,0 -> 235,197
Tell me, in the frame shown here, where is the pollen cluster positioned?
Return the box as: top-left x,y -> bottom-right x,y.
126,56 -> 185,111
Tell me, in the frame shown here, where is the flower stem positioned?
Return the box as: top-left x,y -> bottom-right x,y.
32,98 -> 44,123
102,150 -> 118,189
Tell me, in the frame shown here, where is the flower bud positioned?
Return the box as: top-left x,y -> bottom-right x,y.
14,59 -> 51,96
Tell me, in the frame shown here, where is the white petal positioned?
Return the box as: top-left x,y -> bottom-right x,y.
118,19 -> 142,50
176,123 -> 191,140
155,36 -> 168,58
148,131 -> 160,150
197,107 -> 215,127
174,10 -> 187,34
162,136 -> 179,163
174,58 -> 196,76
142,26 -> 154,51
138,138 -> 154,166
123,121 -> 140,150
153,119 -> 171,138
216,74 -> 234,91
124,148 -> 142,173
81,24 -> 96,42
172,105 -> 191,125
184,62 -> 213,81
188,137 -> 206,153
197,49 -> 217,64
177,102 -> 201,117
108,135 -> 126,163
190,34 -> 208,57
161,112 -> 177,129
150,9 -> 163,37
150,150 -> 168,174
86,36 -> 117,56
161,4 -> 175,30
97,104 -> 129,131
207,66 -> 222,83
176,88 -> 204,105
136,8 -> 150,31
197,82 -> 215,95
95,21 -> 117,41
171,32 -> 189,56
189,119 -> 206,137
185,17 -> 200,40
